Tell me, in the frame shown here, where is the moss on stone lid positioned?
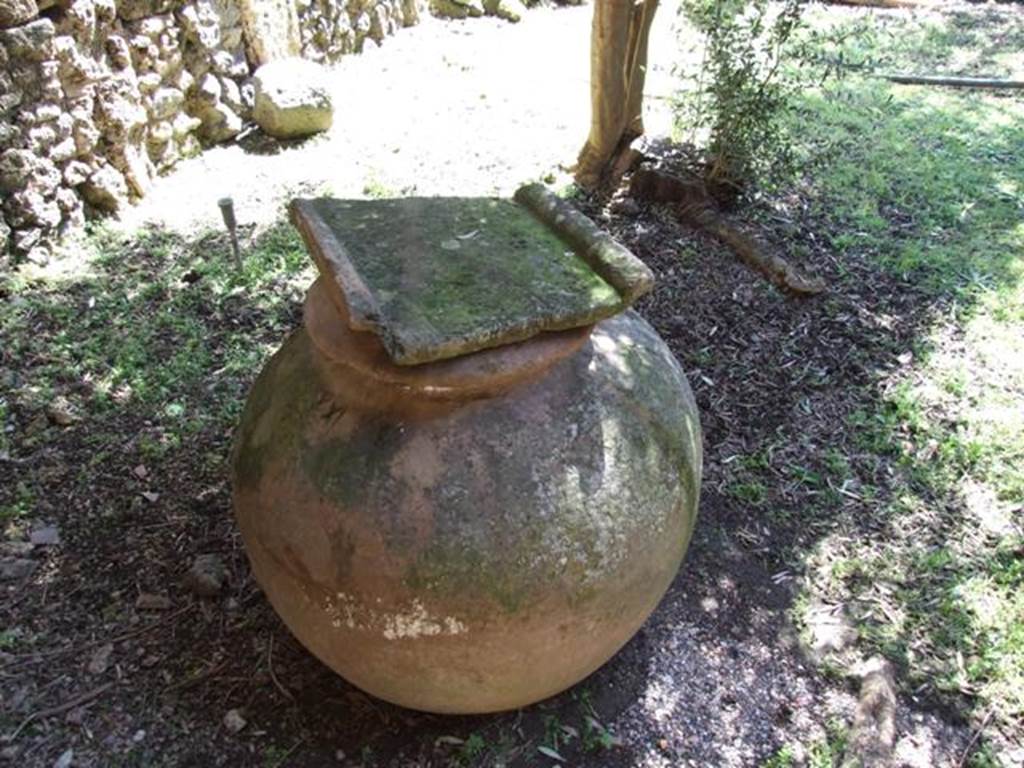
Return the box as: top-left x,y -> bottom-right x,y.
290,186 -> 653,365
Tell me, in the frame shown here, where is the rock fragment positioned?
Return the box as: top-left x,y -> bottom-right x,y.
252,58 -> 333,139
223,708 -> 246,733
29,524 -> 60,546
135,592 -> 172,610
184,553 -> 227,596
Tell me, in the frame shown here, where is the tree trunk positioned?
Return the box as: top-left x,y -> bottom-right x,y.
575,0 -> 659,190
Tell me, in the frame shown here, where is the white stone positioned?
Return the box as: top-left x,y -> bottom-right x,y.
27,124 -> 56,151
50,138 -> 76,163
223,708 -> 246,733
196,72 -> 221,103
148,120 -> 172,144
63,160 -> 91,186
199,101 -> 241,143
12,226 -> 40,252
218,75 -> 242,110
137,72 -> 162,94
73,119 -> 100,155
55,187 -> 79,214
483,0 -> 526,22
148,86 -> 183,119
33,103 -> 62,123
252,58 -> 332,139
171,111 -> 201,137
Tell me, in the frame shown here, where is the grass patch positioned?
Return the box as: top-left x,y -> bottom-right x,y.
0,221 -> 311,435
785,8 -> 1024,760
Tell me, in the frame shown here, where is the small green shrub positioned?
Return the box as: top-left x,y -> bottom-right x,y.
675,0 -> 813,200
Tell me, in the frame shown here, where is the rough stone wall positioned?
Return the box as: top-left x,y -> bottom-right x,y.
297,0 -> 416,62
0,0 -> 579,261
0,0 -> 425,262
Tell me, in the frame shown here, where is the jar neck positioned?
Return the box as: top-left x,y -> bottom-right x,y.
303,278 -> 592,416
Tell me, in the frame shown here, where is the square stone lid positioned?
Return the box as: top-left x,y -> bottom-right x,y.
290,184 -> 654,366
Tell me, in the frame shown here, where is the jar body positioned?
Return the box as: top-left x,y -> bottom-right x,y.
232,310 -> 701,714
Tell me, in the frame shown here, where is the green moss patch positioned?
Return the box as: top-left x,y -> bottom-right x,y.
291,196 -> 627,365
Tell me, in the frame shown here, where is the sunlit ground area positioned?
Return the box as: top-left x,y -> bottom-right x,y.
1,3 -> 1022,767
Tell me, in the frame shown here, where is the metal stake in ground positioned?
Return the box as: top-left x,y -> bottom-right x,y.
218,197 -> 242,269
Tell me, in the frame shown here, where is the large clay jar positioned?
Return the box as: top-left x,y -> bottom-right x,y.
232,279 -> 702,714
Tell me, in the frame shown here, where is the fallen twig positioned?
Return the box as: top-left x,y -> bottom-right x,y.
267,634 -> 295,702
630,168 -> 826,296
956,710 -> 994,768
826,0 -> 932,7
883,74 -> 1024,89
4,682 -> 114,743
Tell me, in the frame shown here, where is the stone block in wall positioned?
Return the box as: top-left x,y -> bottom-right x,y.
148,86 -> 184,119
0,0 -> 38,29
116,0 -> 180,22
217,73 -> 244,111
95,78 -> 147,141
81,164 -> 128,212
210,48 -> 245,77
117,143 -> 155,195
12,226 -> 41,253
138,71 -> 161,93
0,69 -> 20,116
95,0 -> 115,23
400,0 -> 419,26
483,0 -> 525,22
0,18 -> 54,61
430,0 -> 483,19
209,0 -> 241,49
298,0 -> 356,64
5,189 -> 61,228
27,122 -> 57,152
178,0 -> 221,52
104,34 -> 131,69
65,0 -> 98,43
351,9 -> 370,47
62,159 -> 90,186
72,116 -> 100,155
30,103 -> 62,123
368,4 -> 396,43
171,110 -> 200,136
55,187 -> 84,229
147,118 -> 172,144
237,0 -> 300,66
192,99 -> 240,142
51,137 -> 76,163
0,122 -> 20,150
0,148 -> 40,193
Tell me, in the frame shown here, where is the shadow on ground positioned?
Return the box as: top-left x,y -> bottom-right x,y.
2,57 -> 1022,768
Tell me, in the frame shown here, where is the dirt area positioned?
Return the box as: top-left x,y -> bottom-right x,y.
3,3 -> 1010,767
